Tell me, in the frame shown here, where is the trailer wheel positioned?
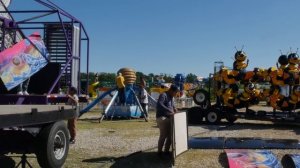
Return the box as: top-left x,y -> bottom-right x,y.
193,89 -> 210,108
245,109 -> 256,118
36,121 -> 69,168
224,107 -> 237,124
226,113 -> 237,124
205,109 -> 221,124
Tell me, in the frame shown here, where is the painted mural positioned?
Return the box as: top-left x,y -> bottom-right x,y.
226,149 -> 281,168
0,32 -> 48,90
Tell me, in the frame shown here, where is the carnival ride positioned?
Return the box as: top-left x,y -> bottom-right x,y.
0,0 -> 90,103
0,1 -> 90,167
191,50 -> 300,124
79,68 -> 150,122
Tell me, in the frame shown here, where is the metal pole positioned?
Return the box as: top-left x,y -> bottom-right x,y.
130,88 -> 148,122
78,23 -> 82,93
34,0 -> 57,10
16,11 -> 56,24
46,0 -> 80,22
18,21 -> 76,24
45,0 -> 90,41
86,39 -> 90,95
100,91 -> 118,122
0,10 -> 56,13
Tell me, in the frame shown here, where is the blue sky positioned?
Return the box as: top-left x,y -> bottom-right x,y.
9,0 -> 300,77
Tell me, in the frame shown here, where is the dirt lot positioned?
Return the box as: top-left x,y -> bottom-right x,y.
3,107 -> 300,168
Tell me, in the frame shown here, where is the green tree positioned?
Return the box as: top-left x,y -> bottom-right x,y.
163,74 -> 174,83
136,71 -> 145,84
98,72 -> 116,87
186,73 -> 197,83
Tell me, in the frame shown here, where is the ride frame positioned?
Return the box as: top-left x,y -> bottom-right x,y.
0,0 -> 90,95
0,1 -> 90,167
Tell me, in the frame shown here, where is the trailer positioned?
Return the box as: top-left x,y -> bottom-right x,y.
187,103 -> 300,125
189,55 -> 300,125
0,105 -> 76,168
0,1 -> 90,167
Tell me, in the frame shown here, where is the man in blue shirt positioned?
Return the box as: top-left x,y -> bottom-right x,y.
156,84 -> 179,156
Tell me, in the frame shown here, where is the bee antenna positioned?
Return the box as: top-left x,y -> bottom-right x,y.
234,46 -> 238,51
241,45 -> 244,51
279,49 -> 283,55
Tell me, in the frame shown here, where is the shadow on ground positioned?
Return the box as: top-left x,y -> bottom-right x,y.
78,117 -> 100,123
218,152 -> 229,168
82,151 -> 172,168
0,155 -> 16,168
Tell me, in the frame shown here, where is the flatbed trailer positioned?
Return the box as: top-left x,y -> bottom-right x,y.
0,105 -> 76,168
187,104 -> 300,125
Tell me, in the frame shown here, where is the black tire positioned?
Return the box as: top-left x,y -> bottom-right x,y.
193,89 -> 210,106
257,110 -> 266,117
0,155 -> 15,168
245,109 -> 256,118
224,107 -> 238,124
187,106 -> 204,124
205,108 -> 221,124
225,112 -> 237,124
36,121 -> 69,168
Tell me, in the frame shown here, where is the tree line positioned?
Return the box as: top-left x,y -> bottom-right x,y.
81,72 -> 200,87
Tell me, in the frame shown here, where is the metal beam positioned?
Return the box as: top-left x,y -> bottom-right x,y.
17,11 -> 56,24
0,10 -> 57,13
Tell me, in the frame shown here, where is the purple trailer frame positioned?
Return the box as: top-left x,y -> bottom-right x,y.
0,0 -> 90,94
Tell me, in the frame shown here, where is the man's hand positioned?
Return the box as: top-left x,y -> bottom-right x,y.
169,112 -> 175,116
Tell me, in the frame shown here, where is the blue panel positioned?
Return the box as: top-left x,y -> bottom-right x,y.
106,105 -> 142,118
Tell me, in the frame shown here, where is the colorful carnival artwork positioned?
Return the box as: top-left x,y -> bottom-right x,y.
0,32 -> 48,90
225,149 -> 281,168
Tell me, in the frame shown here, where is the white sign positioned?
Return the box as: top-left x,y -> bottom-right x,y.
172,111 -> 188,159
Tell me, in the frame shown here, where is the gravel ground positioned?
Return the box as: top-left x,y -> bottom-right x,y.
184,120 -> 300,167
4,107 -> 300,168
